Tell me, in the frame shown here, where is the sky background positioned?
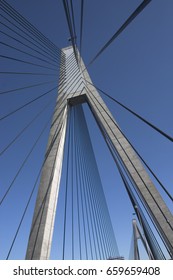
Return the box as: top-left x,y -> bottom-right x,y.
0,0 -> 173,260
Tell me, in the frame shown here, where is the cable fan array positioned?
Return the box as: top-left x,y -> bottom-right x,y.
0,0 -> 62,259
57,104 -> 119,260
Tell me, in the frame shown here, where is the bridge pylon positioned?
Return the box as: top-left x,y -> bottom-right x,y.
131,219 -> 154,260
26,46 -> 173,259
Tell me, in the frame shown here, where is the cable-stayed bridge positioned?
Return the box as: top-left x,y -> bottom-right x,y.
0,0 -> 173,260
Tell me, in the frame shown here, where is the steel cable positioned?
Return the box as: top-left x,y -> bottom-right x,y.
0,0 -> 61,57
88,0 -> 152,66
0,85 -> 58,122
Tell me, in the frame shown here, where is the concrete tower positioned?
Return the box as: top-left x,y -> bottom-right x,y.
26,47 -> 173,259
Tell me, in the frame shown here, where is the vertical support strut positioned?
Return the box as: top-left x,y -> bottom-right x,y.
26,46 -> 173,259
25,104 -> 68,259
81,61 -> 173,257
25,51 -> 69,260
26,46 -> 85,259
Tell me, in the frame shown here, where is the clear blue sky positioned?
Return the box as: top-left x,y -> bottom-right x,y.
0,0 -> 173,260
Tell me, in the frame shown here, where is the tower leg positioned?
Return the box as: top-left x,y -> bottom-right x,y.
84,80 -> 173,256
26,105 -> 68,259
